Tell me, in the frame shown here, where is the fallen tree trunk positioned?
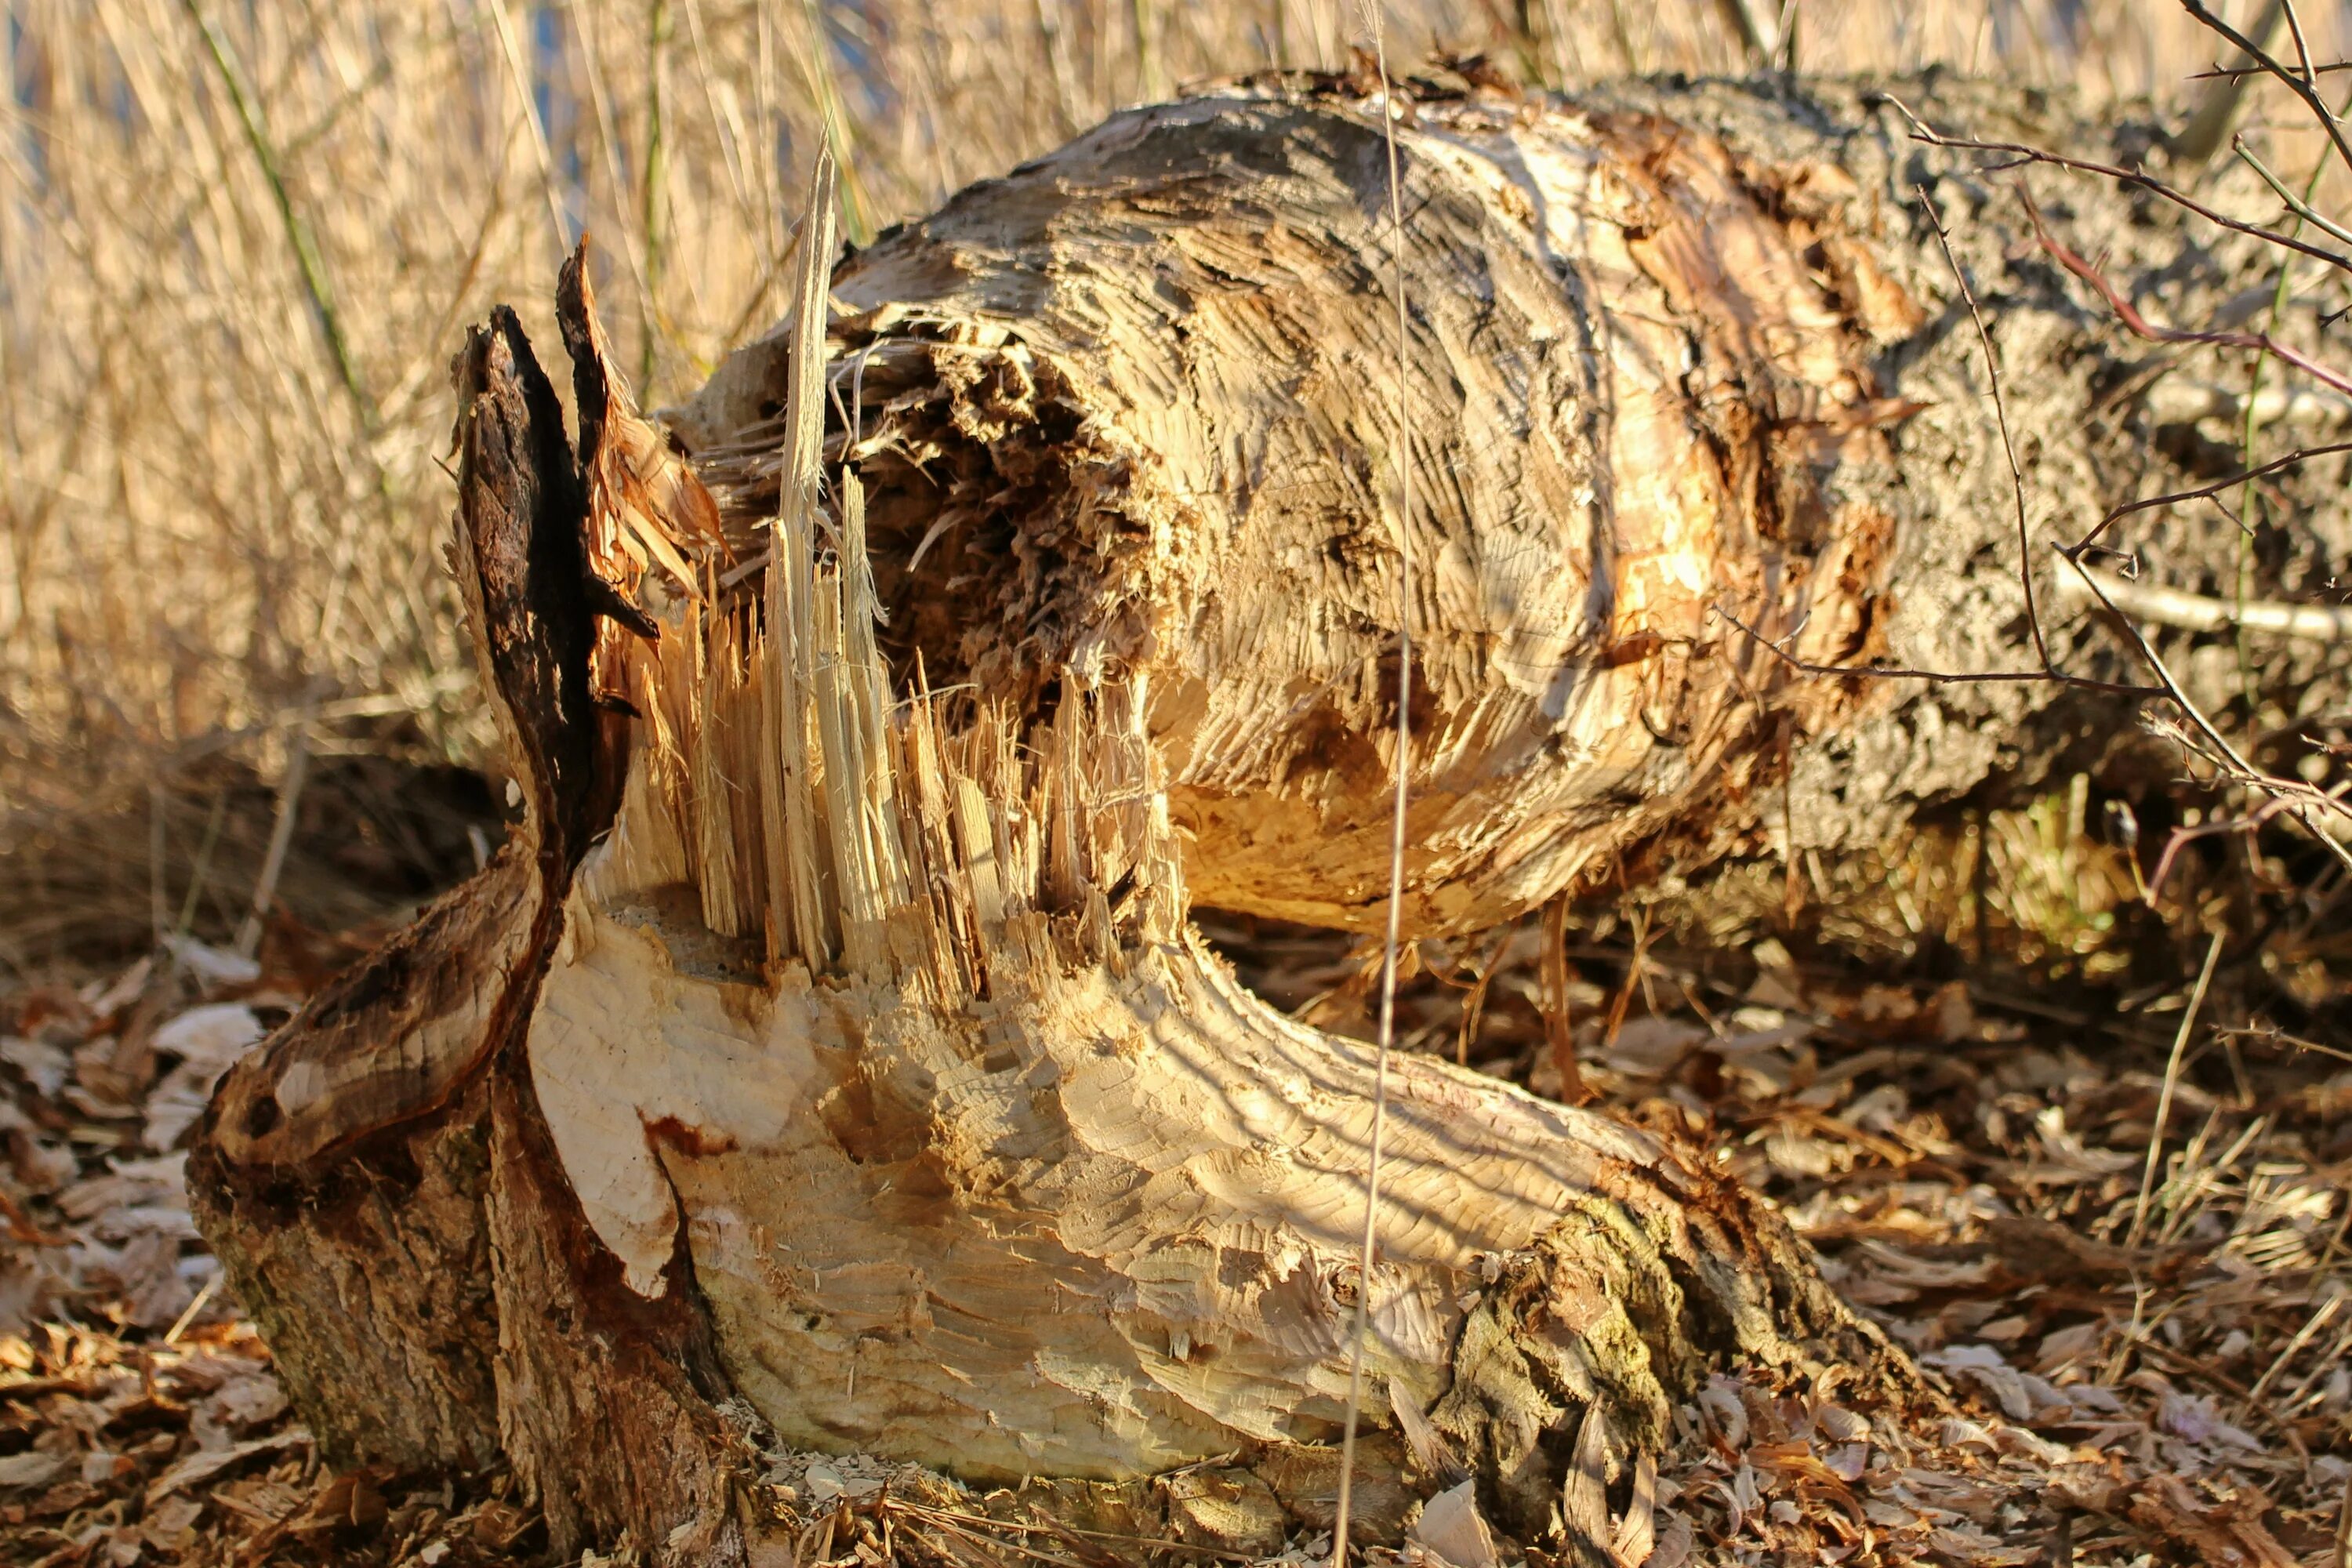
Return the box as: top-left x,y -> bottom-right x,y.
680,68 -> 2350,935
193,71 -> 2347,1564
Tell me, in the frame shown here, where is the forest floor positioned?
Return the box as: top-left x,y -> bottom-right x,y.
2,877 -> 2348,1566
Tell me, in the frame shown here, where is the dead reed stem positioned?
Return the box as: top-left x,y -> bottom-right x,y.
2129,929 -> 2227,1250
1330,5 -> 1414,1563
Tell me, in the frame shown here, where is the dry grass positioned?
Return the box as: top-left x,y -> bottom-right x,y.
2,0 -> 2345,969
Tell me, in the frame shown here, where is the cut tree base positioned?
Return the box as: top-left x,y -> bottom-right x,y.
201,847 -> 1913,1557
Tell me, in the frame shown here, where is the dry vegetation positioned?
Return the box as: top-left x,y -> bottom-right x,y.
0,0 -> 2336,964
9,1 -> 2352,1565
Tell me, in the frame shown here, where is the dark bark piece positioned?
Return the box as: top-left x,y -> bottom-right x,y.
452,307 -> 607,866
484,1054 -> 755,1559
200,845 -> 532,1175
195,278 -> 767,1563
200,316 -> 601,1180
186,847 -> 530,1473
190,1077 -> 500,1473
191,309 -> 608,1475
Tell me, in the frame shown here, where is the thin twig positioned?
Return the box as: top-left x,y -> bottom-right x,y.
148,780 -> 169,949
885,1503 -> 1258,1563
2239,1294 -> 2339,1414
2136,716 -> 2352,895
2020,187 -> 2352,400
235,711 -> 314,960
1712,602 -> 2153,693
1985,129 -> 2352,847
1454,924 -> 1510,1067
1922,183 -> 2050,673
2076,440 -> 2352,557
2189,59 -> 2352,81
2182,0 -> 2352,190
2128,931 -> 2225,1250
1330,8 -> 1414,1567
1877,93 -> 2352,281
2219,1025 -> 2352,1068
171,791 -> 230,952
163,1273 -> 219,1346
2055,558 -> 2254,779
2229,82 -> 2347,695
902,1511 -> 1102,1568
2059,553 -> 2352,877
2235,135 -> 2352,252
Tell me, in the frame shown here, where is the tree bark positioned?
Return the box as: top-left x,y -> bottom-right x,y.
193,71 -> 2343,1564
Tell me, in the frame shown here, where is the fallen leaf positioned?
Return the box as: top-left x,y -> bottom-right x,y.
1409,1479 -> 1497,1568
0,1450 -> 69,1491
1561,1406 -> 1610,1547
146,1429 -> 307,1503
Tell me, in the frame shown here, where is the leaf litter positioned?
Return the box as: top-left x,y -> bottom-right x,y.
3,894 -> 2347,1566
2,940 -> 536,1567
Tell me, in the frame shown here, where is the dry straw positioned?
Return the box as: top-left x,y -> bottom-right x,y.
0,1 -> 2336,956
1330,3 -> 1414,1563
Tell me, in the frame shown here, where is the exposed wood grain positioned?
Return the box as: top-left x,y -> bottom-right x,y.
684,74 -> 2344,935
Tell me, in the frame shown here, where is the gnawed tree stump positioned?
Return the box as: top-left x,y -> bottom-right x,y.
194,71 -> 2342,1564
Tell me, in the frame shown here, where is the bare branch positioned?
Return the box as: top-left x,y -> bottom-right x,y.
1711,602 -> 2156,695
2180,0 -> 2352,187
2059,550 -> 2352,880
2074,440 -> 2352,556
2189,60 -> 2352,82
1918,182 -> 2056,675
1877,92 -> 2352,281
2020,188 -> 2352,399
